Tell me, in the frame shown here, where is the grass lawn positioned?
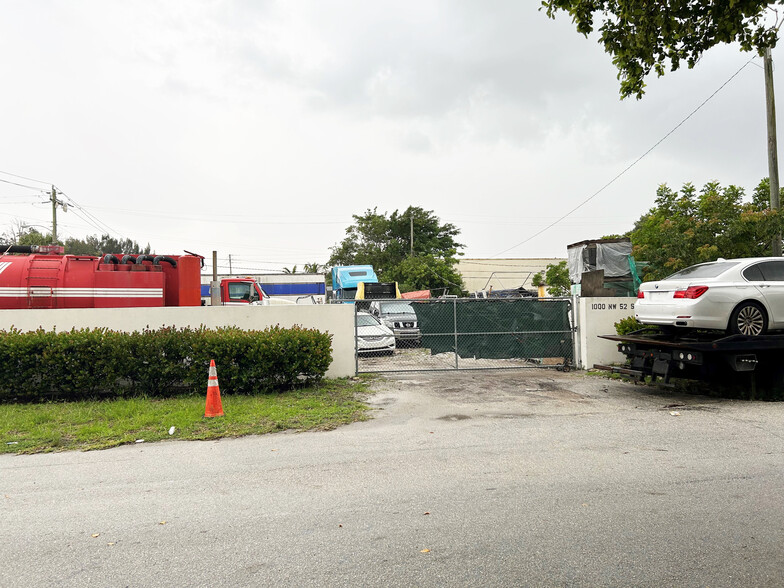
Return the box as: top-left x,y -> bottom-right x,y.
0,377 -> 373,454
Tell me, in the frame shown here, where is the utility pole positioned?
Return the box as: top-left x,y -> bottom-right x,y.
49,185 -> 67,245
51,186 -> 58,244
229,254 -> 233,274
765,47 -> 782,256
210,250 -> 221,306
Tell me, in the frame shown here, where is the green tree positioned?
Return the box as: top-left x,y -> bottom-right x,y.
544,261 -> 571,297
64,234 -> 151,256
18,229 -> 53,247
282,265 -> 298,274
629,179 -> 784,280
388,254 -> 464,295
0,221 -> 58,247
2,225 -> 151,256
531,271 -> 545,288
542,0 -> 780,99
303,262 -> 324,274
328,207 -> 465,295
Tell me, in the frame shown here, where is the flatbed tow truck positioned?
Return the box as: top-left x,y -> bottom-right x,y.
595,330 -> 784,393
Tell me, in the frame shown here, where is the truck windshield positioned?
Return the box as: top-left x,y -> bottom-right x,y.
227,282 -> 253,301
380,302 -> 414,314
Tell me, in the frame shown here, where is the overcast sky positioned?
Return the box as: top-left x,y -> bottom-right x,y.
0,1 -> 778,274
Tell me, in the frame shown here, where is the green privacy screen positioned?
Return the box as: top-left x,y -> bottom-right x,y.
414,298 -> 573,360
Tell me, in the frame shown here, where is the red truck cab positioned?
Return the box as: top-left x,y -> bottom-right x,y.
219,278 -> 266,305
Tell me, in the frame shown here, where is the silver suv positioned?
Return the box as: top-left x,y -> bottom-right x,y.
368,300 -> 422,346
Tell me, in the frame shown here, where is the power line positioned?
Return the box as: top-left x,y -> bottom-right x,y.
0,177 -> 46,191
55,188 -> 126,240
490,55 -> 758,258
68,208 -> 112,235
0,169 -> 129,243
0,169 -> 52,185
211,264 -> 289,273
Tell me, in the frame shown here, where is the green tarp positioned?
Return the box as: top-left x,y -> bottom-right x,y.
413,298 -> 573,360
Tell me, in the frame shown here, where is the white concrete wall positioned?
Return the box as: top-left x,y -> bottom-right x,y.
577,297 -> 636,369
0,305 -> 356,378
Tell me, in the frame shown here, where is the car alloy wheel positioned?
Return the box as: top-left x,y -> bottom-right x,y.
731,302 -> 767,336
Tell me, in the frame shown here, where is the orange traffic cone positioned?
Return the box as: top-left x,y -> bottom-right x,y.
204,359 -> 224,418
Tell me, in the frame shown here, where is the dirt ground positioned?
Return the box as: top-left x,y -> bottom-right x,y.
360,364 -> 722,421
358,347 -> 571,372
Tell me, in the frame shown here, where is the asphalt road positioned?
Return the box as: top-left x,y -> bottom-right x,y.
2,370 -> 784,587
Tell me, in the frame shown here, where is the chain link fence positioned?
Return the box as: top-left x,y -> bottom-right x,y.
355,297 -> 574,373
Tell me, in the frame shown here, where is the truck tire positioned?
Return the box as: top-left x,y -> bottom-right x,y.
728,301 -> 768,336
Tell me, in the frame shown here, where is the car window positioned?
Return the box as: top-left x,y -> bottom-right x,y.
356,314 -> 380,327
756,260 -> 784,281
380,302 -> 414,314
742,263 -> 765,281
666,261 -> 739,279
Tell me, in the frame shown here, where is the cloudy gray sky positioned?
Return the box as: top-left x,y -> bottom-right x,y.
0,1 -> 776,274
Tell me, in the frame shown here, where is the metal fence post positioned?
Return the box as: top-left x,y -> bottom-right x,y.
354,303 -> 359,376
571,294 -> 581,370
453,297 -> 459,369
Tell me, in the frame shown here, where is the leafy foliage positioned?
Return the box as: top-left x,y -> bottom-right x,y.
17,229 -> 51,247
0,326 -> 333,403
544,261 -> 571,296
531,271 -> 545,287
65,234 -> 152,256
328,206 -> 465,295
303,262 -> 324,274
531,263 -> 569,295
3,226 -> 151,256
614,315 -> 645,336
629,179 -> 784,280
542,0 -> 780,98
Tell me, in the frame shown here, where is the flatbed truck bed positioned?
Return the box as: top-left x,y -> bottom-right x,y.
597,330 -> 784,392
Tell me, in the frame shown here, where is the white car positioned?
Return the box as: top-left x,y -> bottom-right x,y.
356,311 -> 396,355
368,300 -> 422,345
635,257 -> 784,336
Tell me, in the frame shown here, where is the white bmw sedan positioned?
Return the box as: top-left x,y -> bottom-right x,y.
635,257 -> 784,336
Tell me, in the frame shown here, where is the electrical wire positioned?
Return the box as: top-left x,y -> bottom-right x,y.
490,55 -> 759,258
68,208 -> 112,236
0,168 -> 131,244
55,188 -> 126,240
0,177 -> 45,191
212,264 -> 290,273
0,169 -> 52,185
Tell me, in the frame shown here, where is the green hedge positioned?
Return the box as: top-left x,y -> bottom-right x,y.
0,325 -> 333,403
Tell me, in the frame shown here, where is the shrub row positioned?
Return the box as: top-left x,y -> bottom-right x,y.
0,325 -> 333,403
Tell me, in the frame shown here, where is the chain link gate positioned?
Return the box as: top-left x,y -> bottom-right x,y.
355,297 -> 574,373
